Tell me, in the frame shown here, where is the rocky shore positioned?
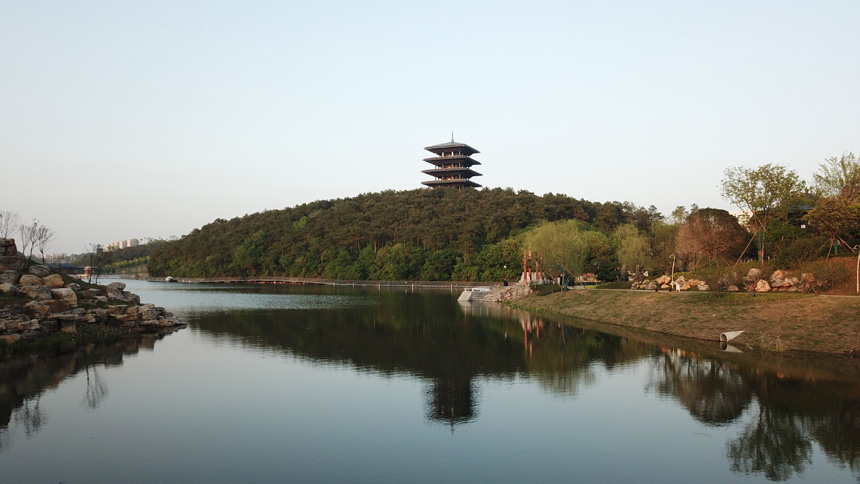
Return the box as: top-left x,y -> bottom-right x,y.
1,238 -> 184,348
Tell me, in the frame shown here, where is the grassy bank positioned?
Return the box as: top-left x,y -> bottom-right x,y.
510,289 -> 860,355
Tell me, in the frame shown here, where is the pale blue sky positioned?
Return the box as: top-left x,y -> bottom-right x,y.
2,1 -> 858,254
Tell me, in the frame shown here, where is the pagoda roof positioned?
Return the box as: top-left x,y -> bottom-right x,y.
424,141 -> 480,155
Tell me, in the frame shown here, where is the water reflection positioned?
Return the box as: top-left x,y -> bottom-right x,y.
3,283 -> 860,482
0,335 -> 168,450
650,347 -> 860,481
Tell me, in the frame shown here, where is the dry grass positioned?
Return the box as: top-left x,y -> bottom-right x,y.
515,289 -> 860,355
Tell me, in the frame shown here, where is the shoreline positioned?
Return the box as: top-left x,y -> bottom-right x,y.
505,289 -> 860,357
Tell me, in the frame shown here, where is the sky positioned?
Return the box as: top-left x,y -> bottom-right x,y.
2,1 -> 859,255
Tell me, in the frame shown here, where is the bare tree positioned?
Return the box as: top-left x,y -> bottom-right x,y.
19,219 -> 39,259
34,224 -> 55,264
85,243 -> 104,283
0,210 -> 20,239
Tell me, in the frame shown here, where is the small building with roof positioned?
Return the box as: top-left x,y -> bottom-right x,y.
421,138 -> 482,189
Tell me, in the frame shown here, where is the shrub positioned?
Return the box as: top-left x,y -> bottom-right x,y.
797,258 -> 853,293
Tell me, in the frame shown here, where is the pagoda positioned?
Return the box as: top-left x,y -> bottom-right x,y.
421,138 -> 482,189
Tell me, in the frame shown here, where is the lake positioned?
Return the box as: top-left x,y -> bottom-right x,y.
2,280 -> 859,483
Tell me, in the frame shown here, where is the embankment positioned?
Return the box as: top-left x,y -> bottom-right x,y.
509,289 -> 860,355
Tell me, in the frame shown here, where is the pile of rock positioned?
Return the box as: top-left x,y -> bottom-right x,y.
629,267 -> 817,293
1,239 -> 183,345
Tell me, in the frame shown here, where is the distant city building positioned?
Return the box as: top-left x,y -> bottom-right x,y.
421,138 -> 482,189
106,238 -> 140,251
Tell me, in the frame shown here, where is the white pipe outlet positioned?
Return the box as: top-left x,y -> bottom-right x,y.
720,330 -> 744,342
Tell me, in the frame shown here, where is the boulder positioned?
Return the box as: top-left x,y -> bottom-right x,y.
123,291 -> 140,305
107,281 -> 127,291
50,288 -> 78,307
24,301 -> 51,320
755,279 -> 772,293
744,268 -> 762,282
19,285 -> 52,301
18,274 -> 43,286
727,285 -> 740,292
42,274 -> 65,289
675,276 -> 686,285
0,334 -> 21,344
44,299 -> 71,313
0,283 -> 16,296
0,238 -> 17,256
106,285 -> 125,301
60,321 -> 77,334
0,270 -> 18,285
697,284 -> 710,291
0,255 -> 27,272
656,275 -> 671,285
771,270 -> 786,282
28,265 -> 50,277
645,281 -> 657,290
630,282 -> 640,290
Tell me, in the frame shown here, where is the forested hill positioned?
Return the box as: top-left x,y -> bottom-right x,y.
148,188 -> 660,281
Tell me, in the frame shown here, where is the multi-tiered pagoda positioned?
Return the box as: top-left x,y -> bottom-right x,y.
421,139 -> 482,189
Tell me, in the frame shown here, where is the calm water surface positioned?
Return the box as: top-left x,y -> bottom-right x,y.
2,280 -> 859,483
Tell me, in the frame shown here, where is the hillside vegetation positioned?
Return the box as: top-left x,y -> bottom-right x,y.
148,188 -> 660,280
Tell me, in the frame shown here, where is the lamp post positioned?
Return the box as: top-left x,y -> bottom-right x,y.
669,254 -> 675,290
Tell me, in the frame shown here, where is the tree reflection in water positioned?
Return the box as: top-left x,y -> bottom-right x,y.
726,402 -> 811,481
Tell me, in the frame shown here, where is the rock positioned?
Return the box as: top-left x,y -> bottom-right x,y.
28,265 -> 50,277
0,255 -> 27,272
660,284 -> 670,289
67,283 -> 81,293
18,274 -> 43,286
24,301 -> 51,320
0,238 -> 17,256
0,283 -> 16,296
60,321 -> 77,334
657,275 -> 671,285
744,268 -> 762,282
755,279 -> 771,293
42,274 -> 65,289
44,299 -> 71,313
106,285 -> 125,301
675,276 -> 686,285
727,285 -> 739,292
50,288 -> 78,307
645,281 -> 657,290
801,273 -> 815,283
697,284 -> 710,291
0,333 -> 21,344
107,281 -> 127,291
123,291 -> 140,304
0,270 -> 18,285
19,284 -> 52,300
630,282 -> 640,290
771,278 -> 787,288
771,270 -> 786,281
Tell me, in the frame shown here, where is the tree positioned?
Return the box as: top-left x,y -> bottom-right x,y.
813,152 -> 860,200
675,208 -> 749,266
34,224 -> 54,263
525,220 -> 588,284
721,164 -> 806,262
804,197 -> 860,258
613,224 -> 649,280
85,243 -> 104,283
0,211 -> 20,239
19,219 -> 39,259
